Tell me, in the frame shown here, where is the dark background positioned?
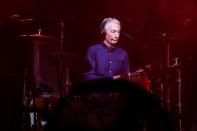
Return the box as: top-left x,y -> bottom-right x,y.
0,0 -> 196,130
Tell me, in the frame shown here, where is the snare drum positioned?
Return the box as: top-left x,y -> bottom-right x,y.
122,71 -> 151,92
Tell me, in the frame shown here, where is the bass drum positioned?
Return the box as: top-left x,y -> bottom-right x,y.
34,94 -> 60,110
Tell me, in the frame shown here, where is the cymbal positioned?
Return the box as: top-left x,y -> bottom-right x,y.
19,34 -> 58,41
154,33 -> 186,40
49,51 -> 90,72
146,33 -> 186,46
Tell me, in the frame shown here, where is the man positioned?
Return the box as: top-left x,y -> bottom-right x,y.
84,17 -> 130,81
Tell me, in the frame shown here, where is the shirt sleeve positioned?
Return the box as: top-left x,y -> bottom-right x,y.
123,52 -> 130,74
84,46 -> 112,81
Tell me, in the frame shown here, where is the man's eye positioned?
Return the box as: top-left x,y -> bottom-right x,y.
111,30 -> 120,33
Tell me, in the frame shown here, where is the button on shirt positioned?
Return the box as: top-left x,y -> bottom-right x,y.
84,43 -> 130,80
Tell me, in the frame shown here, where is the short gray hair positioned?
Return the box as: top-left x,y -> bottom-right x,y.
100,17 -> 121,34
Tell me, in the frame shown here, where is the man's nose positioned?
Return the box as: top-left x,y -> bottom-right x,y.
115,32 -> 120,36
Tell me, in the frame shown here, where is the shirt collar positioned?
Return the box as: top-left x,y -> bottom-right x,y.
101,42 -> 116,51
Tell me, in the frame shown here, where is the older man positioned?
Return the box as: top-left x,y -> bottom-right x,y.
84,17 -> 130,80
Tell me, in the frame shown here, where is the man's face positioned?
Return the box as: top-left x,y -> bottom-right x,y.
104,22 -> 120,46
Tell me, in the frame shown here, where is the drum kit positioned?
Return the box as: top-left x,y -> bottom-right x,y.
121,69 -> 151,92
121,33 -> 184,131
19,32 -> 90,131
146,33 -> 184,131
16,16 -> 184,131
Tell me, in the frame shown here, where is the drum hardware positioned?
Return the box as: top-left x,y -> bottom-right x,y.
158,57 -> 183,131
169,57 -> 183,131
49,51 -> 83,97
19,34 -> 58,41
48,50 -> 91,96
55,20 -> 73,98
21,30 -> 62,130
57,63 -> 71,97
154,33 -> 184,130
19,32 -> 59,131
49,51 -> 89,71
22,68 -> 28,107
121,69 -> 151,92
64,66 -> 72,95
172,58 -> 183,131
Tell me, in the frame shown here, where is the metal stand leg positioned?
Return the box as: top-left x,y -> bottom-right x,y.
176,61 -> 183,131
171,58 -> 183,131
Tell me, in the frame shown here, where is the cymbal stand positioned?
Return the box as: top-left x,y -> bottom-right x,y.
57,63 -> 71,97
22,38 -> 42,131
159,79 -> 165,108
64,66 -> 72,95
30,38 -> 42,131
165,38 -> 171,112
167,58 -> 183,131
173,58 -> 183,131
159,33 -> 171,111
158,34 -> 183,131
166,43 -> 183,131
58,20 -> 71,97
22,68 -> 28,109
22,68 -> 31,131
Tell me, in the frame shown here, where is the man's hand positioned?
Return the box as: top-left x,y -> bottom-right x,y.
113,75 -> 122,80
